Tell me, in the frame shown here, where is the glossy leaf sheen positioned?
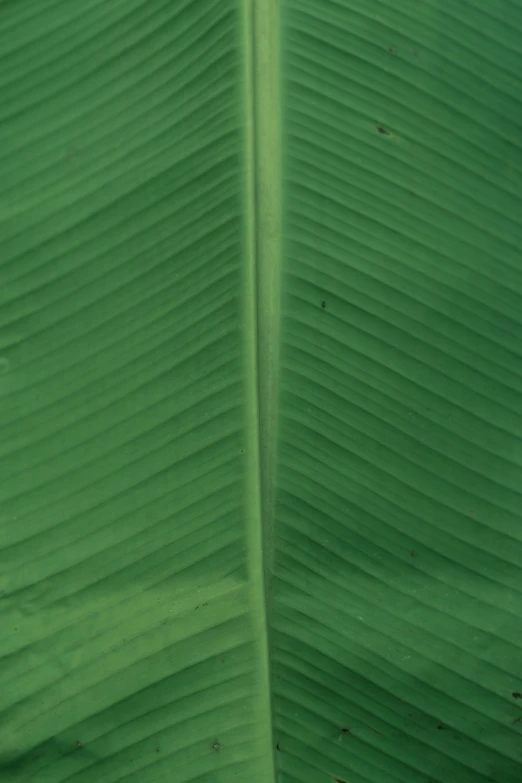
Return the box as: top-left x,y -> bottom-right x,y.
1,1 -> 522,782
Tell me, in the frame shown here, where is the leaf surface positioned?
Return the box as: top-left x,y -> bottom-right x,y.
1,1 -> 522,782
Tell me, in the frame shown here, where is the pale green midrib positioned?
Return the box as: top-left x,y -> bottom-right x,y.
242,0 -> 281,780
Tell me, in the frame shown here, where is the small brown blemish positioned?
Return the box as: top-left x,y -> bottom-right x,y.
333,778 -> 347,783
65,146 -> 78,164
377,126 -> 391,136
366,725 -> 383,736
212,742 -> 220,751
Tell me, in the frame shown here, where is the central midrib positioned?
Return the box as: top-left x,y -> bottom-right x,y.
242,0 -> 282,779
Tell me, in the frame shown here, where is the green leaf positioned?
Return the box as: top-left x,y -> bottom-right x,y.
1,1 -> 522,782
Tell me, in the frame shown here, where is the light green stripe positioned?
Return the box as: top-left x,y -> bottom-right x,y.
242,0 -> 281,780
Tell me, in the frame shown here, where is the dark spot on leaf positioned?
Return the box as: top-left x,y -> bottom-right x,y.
366,725 -> 383,735
333,778 -> 346,783
410,550 -> 416,557
75,741 -> 82,749
341,728 -> 351,734
513,692 -> 522,699
276,743 -> 280,751
437,725 -> 444,730
321,301 -> 326,309
389,47 -> 396,53
155,745 -> 160,753
515,717 -> 522,723
212,742 -> 220,751
377,126 -> 390,136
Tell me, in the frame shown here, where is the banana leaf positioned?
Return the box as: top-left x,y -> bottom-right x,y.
1,1 -> 522,781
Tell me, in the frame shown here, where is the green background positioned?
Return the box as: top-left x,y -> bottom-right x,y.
1,1 -> 522,782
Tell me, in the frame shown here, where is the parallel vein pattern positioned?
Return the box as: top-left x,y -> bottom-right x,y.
0,2 -> 268,782
3,2 -> 522,783
274,1 -> 522,782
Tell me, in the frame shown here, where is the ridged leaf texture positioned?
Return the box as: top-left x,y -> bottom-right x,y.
1,1 -> 522,782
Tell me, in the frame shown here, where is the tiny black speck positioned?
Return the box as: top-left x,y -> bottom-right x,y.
513,692 -> 522,699
377,126 -> 390,136
321,301 -> 326,309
